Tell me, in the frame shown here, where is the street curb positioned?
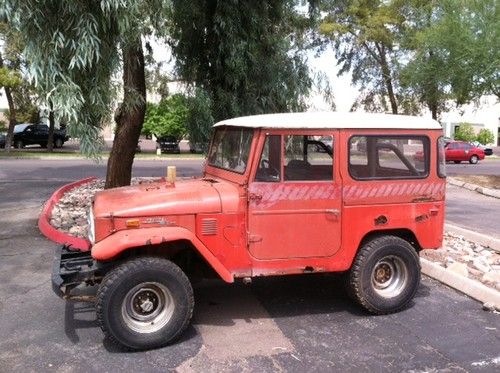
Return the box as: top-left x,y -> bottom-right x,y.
448,177 -> 500,199
38,177 -> 96,251
445,223 -> 500,253
421,258 -> 500,311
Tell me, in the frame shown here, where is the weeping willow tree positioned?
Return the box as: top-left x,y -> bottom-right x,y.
167,0 -> 314,123
1,0 -> 168,188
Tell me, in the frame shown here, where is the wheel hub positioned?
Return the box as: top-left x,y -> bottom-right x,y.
375,263 -> 392,283
132,290 -> 159,314
122,282 -> 175,334
371,256 -> 409,298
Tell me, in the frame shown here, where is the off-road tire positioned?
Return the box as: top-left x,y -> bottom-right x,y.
469,155 -> 479,164
347,236 -> 420,315
96,256 -> 194,350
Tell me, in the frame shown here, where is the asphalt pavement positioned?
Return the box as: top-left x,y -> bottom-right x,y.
1,157 -> 500,371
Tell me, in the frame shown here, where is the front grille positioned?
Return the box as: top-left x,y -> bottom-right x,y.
201,218 -> 217,235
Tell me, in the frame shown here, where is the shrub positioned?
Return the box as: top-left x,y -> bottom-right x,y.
454,123 -> 476,142
476,128 -> 494,145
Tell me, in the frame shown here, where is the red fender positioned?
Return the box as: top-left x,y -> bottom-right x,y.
91,227 -> 234,283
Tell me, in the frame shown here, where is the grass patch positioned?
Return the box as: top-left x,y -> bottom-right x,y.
454,175 -> 500,190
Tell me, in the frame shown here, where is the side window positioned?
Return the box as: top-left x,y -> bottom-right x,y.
437,137 -> 446,178
255,135 -> 281,182
284,135 -> 333,181
349,136 -> 429,180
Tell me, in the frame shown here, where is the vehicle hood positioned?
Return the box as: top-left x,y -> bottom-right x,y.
93,179 -> 222,218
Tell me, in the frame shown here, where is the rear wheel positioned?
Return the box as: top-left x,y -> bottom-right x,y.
96,257 -> 194,350
15,140 -> 23,149
469,155 -> 479,164
54,138 -> 63,148
347,236 -> 420,314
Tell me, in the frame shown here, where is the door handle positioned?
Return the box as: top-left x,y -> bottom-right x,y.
248,193 -> 262,201
326,209 -> 340,216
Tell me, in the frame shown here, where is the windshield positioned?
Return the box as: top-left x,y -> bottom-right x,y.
14,124 -> 30,133
207,127 -> 254,174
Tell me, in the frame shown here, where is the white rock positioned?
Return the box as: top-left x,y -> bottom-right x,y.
447,262 -> 469,277
472,257 -> 491,273
482,270 -> 500,284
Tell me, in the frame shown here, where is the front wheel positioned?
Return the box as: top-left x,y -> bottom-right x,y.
469,155 -> 479,164
96,257 -> 194,350
54,138 -> 63,148
347,236 -> 420,314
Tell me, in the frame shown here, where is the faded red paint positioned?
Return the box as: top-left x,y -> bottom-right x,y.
89,127 -> 445,282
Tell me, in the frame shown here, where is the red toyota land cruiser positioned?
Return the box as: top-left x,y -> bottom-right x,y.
52,112 -> 446,350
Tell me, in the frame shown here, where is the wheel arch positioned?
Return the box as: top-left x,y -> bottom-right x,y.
91,227 -> 234,283
357,228 -> 422,254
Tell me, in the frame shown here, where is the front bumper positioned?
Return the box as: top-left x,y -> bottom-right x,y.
52,245 -> 107,300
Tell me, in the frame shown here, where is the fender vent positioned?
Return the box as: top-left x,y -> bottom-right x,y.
201,218 -> 217,235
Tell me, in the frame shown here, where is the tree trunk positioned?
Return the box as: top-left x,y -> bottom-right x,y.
377,44 -> 398,114
429,102 -> 438,120
0,52 -> 17,153
105,39 -> 146,189
47,103 -> 55,152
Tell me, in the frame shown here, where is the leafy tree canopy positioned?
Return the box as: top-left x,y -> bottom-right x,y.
167,0 -> 313,122
1,0 -> 170,157
142,94 -> 189,139
319,0 -> 404,114
454,123 -> 476,142
476,128 -> 494,145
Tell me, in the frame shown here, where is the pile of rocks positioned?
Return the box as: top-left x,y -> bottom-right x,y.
421,233 -> 500,291
50,178 -> 500,292
50,178 -> 159,239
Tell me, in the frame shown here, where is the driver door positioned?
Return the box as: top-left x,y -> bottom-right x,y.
247,131 -> 342,260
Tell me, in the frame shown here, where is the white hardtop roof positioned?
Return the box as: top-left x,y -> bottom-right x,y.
213,112 -> 441,130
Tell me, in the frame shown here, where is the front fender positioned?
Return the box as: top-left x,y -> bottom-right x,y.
91,227 -> 234,283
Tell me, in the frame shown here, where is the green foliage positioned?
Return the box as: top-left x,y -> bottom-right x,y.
320,0 -> 403,113
142,94 -> 188,139
454,123 -> 476,142
1,0 -> 171,158
476,128 -> 494,145
167,0 -> 313,122
0,119 -> 6,131
184,88 -> 213,148
399,0 -> 499,117
0,66 -> 21,88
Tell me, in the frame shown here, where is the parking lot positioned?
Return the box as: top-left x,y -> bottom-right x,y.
0,160 -> 499,372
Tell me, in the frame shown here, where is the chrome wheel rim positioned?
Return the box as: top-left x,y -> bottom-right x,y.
122,282 -> 175,334
371,256 -> 408,298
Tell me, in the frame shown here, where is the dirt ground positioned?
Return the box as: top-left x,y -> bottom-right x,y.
454,175 -> 500,189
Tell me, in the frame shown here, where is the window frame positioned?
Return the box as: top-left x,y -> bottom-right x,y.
437,136 -> 447,178
283,134 -> 334,183
348,134 -> 431,181
207,127 -> 254,175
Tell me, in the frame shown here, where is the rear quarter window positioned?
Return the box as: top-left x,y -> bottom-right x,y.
349,135 -> 429,180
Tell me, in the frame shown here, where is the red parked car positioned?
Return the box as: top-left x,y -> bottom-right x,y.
445,141 -> 485,164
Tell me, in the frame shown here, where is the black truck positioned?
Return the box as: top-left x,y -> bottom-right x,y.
12,123 -> 69,149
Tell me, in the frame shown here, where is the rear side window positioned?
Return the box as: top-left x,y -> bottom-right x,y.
349,136 -> 429,180
437,136 -> 446,178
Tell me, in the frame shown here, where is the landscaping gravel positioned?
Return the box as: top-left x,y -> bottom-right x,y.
50,178 -> 500,292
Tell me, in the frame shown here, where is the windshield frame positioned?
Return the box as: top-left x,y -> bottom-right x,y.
207,126 -> 255,175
